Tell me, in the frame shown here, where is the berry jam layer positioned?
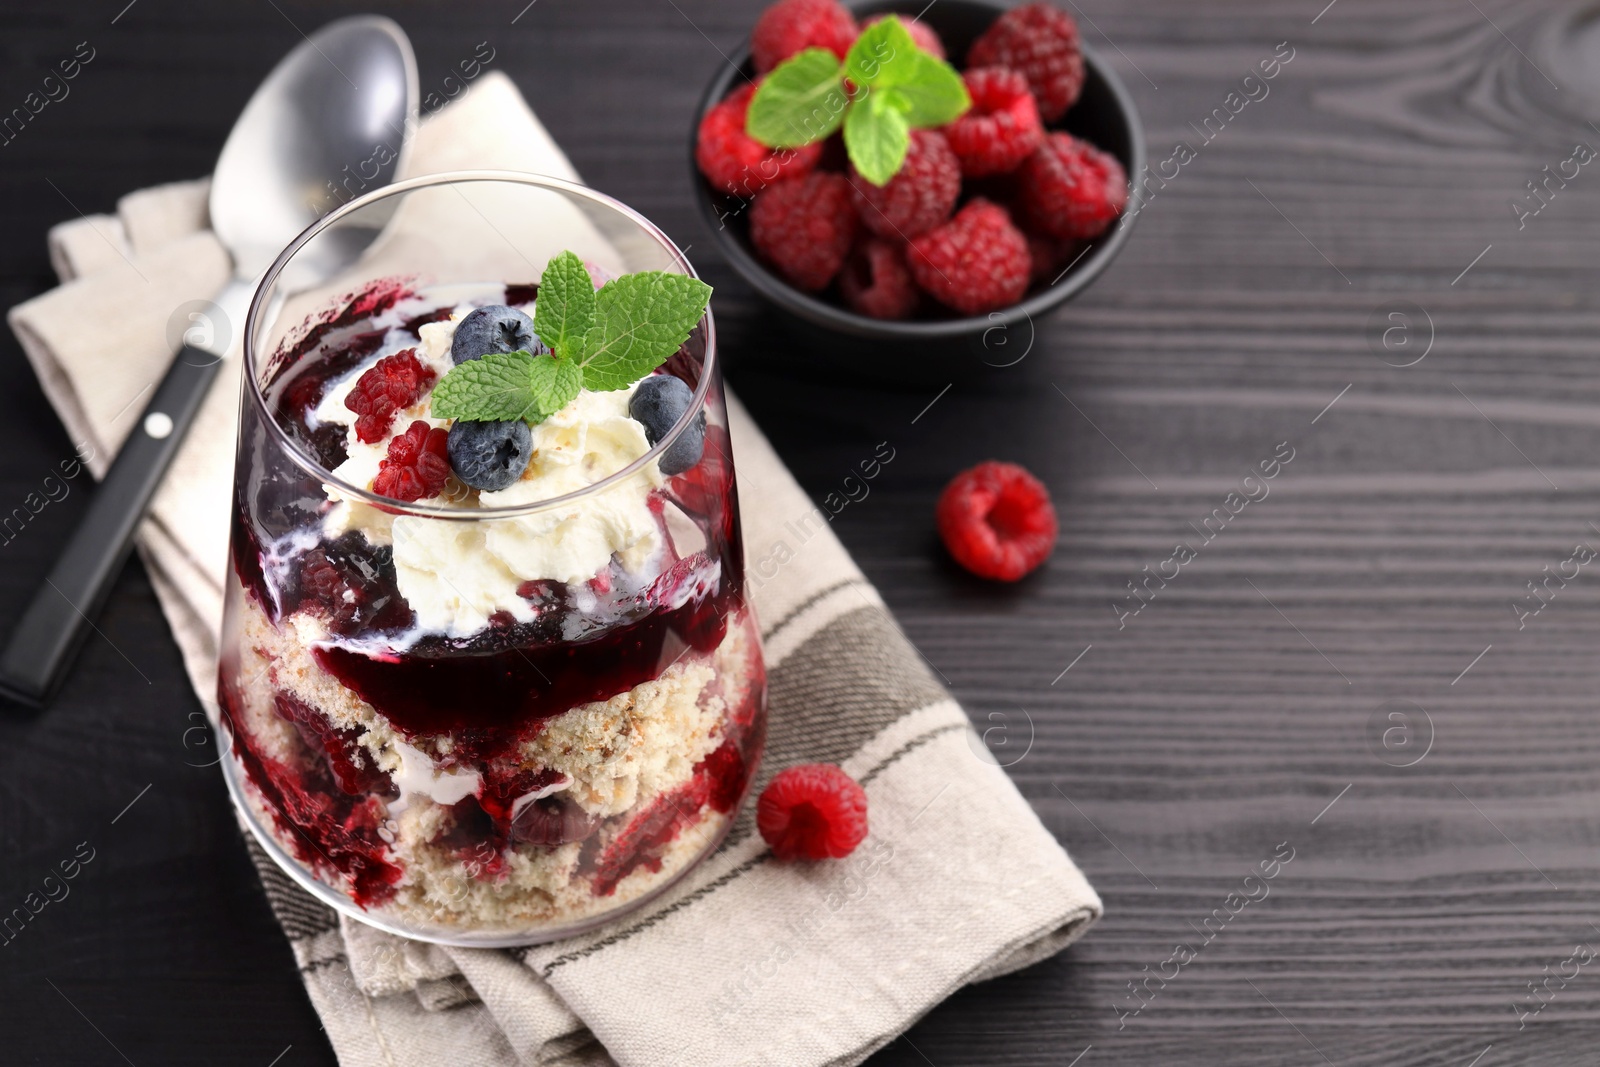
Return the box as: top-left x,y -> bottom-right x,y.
218,281 -> 764,935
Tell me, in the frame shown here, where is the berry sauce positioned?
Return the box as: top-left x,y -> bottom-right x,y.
311,577 -> 734,765
220,680 -> 403,907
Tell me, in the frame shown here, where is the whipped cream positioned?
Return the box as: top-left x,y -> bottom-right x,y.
310,303 -> 666,638
389,739 -> 482,810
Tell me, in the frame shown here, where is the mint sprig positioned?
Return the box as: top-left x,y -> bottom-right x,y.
889,51 -> 972,126
843,91 -> 909,189
577,272 -> 717,390
430,350 -> 582,423
430,250 -> 711,425
745,49 -> 848,147
532,250 -> 595,357
744,15 -> 969,186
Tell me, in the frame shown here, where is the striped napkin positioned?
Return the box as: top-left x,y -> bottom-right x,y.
6,71 -> 1100,1067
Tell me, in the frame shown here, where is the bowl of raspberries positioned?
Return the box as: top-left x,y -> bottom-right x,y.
692,0 -> 1143,344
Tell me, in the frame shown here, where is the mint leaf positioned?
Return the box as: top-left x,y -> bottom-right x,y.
840,16 -> 967,182
843,91 -> 910,187
746,15 -> 969,178
575,272 -> 712,391
844,16 -> 918,90
431,350 -> 581,423
892,51 -> 970,126
746,49 -> 847,148
533,250 -> 595,359
523,356 -> 584,419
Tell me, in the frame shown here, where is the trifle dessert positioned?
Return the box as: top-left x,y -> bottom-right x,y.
220,208 -> 764,943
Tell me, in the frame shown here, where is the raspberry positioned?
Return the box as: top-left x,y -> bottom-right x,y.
295,534 -> 411,636
344,348 -> 435,444
695,82 -> 823,198
372,420 -> 451,502
937,461 -> 1057,581
967,3 -> 1085,122
591,775 -> 712,896
839,238 -> 918,320
1016,132 -> 1128,240
749,171 -> 859,291
861,13 -> 945,58
298,550 -> 359,627
1026,234 -> 1088,285
696,738 -> 748,813
849,129 -> 961,240
906,198 -> 1032,315
274,691 -> 390,795
757,763 -> 868,861
751,0 -> 859,74
944,67 -> 1044,177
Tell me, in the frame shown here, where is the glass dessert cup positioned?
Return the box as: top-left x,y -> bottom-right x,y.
219,172 -> 766,947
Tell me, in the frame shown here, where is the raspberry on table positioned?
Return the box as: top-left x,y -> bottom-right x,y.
861,13 -> 945,58
757,763 -> 869,861
751,0 -> 859,73
749,171 -> 859,291
906,198 -> 1032,315
344,348 -> 436,444
967,2 -> 1085,122
944,67 -> 1045,177
849,128 -> 962,240
1016,131 -> 1129,240
372,420 -> 451,502
696,81 -> 823,198
937,461 -> 1058,581
839,237 -> 918,320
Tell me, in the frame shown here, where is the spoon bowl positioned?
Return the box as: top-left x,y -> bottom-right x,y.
213,15 -> 417,288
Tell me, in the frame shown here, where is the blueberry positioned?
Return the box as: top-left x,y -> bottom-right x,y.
451,304 -> 544,364
630,375 -> 704,476
447,419 -> 533,492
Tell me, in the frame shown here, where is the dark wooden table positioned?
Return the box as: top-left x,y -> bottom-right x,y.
4,0 -> 1599,1063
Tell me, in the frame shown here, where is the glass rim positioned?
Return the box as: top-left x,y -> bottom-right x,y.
242,169 -> 718,521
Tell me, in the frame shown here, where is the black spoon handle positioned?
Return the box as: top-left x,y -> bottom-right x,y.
0,346 -> 224,706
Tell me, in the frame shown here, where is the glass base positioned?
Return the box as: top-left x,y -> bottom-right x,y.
222,742 -> 753,947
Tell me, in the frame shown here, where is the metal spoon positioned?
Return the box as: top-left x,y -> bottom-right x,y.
0,16 -> 417,707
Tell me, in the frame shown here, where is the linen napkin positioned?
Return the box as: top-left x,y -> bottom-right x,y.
7,70 -> 1101,1067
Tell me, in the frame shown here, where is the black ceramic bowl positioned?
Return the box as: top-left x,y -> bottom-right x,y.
690,0 -> 1145,352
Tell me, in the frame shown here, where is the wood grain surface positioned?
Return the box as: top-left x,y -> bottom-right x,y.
3,0 -> 1599,1063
